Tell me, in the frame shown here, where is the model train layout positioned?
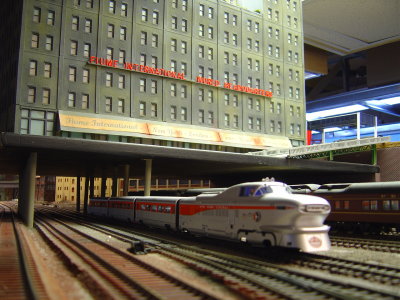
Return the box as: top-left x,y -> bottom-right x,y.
89,180 -> 331,252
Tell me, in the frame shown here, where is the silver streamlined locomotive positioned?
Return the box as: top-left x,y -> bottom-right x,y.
89,180 -> 331,252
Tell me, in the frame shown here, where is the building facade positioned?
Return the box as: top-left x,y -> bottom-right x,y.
1,0 -> 305,151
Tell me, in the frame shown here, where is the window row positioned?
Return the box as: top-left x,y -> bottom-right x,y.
31,33 -> 54,51
140,32 -> 159,47
171,16 -> 188,32
170,38 -> 188,54
199,4 -> 214,19
107,24 -> 127,41
171,0 -> 188,11
29,60 -> 53,78
32,7 -> 55,25
27,86 -> 51,105
73,0 -> 94,9
71,15 -> 93,33
141,8 -> 160,25
107,0 -> 128,16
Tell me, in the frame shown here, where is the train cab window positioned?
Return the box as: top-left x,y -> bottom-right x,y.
392,200 -> 399,210
240,185 -> 273,197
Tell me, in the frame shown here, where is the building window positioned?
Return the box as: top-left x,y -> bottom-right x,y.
82,94 -> 89,109
224,94 -> 229,106
106,47 -> 113,59
181,41 -> 187,54
224,12 -> 229,24
172,0 -> 177,8
121,3 -> 128,17
199,24 -> 204,36
256,99 -> 261,111
199,4 -> 204,16
71,40 -> 78,55
31,33 -> 39,48
139,78 -> 146,92
181,85 -> 187,98
208,111 -> 214,125
208,7 -> 214,19
140,53 -> 146,65
47,11 -> 55,26
170,106 -> 177,120
198,66 -> 204,77
224,52 -> 229,64
208,26 -> 214,39
270,120 -> 275,133
232,34 -> 237,46
29,60 -> 37,76
248,98 -> 253,109
182,19 -> 188,32
86,0 -> 93,8
208,48 -> 213,60
232,15 -> 237,26
118,99 -> 124,113
171,16 -> 177,29
45,36 -> 53,51
182,0 -> 188,11
233,115 -> 239,128
224,72 -> 229,83
107,24 -> 114,38
171,38 -> 177,51
170,60 -> 176,72
69,66 -> 77,82
44,62 -> 52,78
68,92 -> 76,107
224,114 -> 229,126
208,68 -> 213,79
139,102 -> 146,116
152,34 -> 158,47
151,80 -> 157,94
233,74 -> 238,85
181,107 -> 187,121
255,22 -> 260,33
208,90 -> 213,103
28,87 -> 36,103
109,0 -> 116,13
33,7 -> 41,23
140,31 -> 147,45
118,75 -> 125,89
119,50 -> 126,64
198,89 -> 204,101
248,58 -> 252,70
141,8 -> 148,21
255,40 -> 260,52
83,43 -> 91,57
277,103 -> 282,114
181,62 -> 187,75
85,19 -> 92,33
105,97 -> 112,112
120,26 -> 127,40
151,103 -> 157,117
248,117 -> 254,130
199,45 -> 204,58
170,83 -> 177,96
153,11 -> 159,24
224,31 -> 229,43
42,89 -> 50,105
230,95 -> 237,107
72,16 -> 79,31
247,19 -> 252,31
198,110 -> 204,123
106,72 -> 113,87
83,69 -> 90,83
151,56 -> 158,68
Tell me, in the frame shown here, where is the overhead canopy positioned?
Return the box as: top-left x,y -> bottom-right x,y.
0,133 -> 379,185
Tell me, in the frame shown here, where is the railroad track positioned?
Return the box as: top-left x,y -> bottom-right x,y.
330,236 -> 400,253
37,205 -> 400,299
0,203 -> 50,300
34,210 -> 219,300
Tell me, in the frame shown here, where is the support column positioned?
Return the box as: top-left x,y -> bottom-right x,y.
19,152 -> 37,228
101,174 -> 107,198
112,166 -> 118,197
123,164 -> 130,196
76,176 -> 81,212
144,159 -> 152,196
83,176 -> 89,214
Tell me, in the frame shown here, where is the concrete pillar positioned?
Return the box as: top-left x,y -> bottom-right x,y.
123,164 -> 130,196
144,159 -> 152,196
19,152 -> 37,228
101,174 -> 107,198
76,176 -> 81,212
83,176 -> 89,214
89,176 -> 95,198
112,166 -> 118,197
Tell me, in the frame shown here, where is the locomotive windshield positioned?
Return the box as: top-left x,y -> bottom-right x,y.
240,184 -> 292,197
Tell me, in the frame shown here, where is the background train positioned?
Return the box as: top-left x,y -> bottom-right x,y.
89,180 -> 331,252
290,181 -> 400,234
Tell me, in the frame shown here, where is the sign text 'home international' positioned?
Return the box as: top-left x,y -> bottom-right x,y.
88,56 -> 272,98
